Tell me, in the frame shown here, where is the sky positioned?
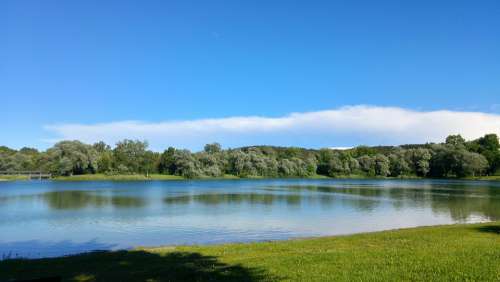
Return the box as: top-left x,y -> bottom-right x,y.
2,0 -> 500,151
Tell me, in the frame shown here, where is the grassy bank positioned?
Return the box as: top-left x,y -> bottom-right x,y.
2,222 -> 500,281
0,175 -> 29,181
2,173 -> 498,182
52,173 -> 185,181
52,174 -> 331,181
466,175 -> 500,181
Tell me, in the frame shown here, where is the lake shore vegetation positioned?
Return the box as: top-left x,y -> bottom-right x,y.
1,134 -> 499,180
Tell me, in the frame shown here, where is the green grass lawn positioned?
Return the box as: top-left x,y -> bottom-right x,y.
52,173 -> 185,181
2,222 -> 500,281
3,173 -> 499,182
466,175 -> 500,181
0,175 -> 29,181
52,174 -> 333,181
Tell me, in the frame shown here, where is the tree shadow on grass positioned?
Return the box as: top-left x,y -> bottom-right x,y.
0,250 -> 278,282
475,225 -> 500,235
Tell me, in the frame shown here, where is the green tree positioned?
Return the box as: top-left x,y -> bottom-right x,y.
328,154 -> 350,176
374,154 -> 390,176
158,147 -> 176,174
204,143 -> 222,154
143,151 -> 160,176
389,152 -> 409,177
197,152 -> 223,177
43,141 -> 98,176
406,148 -> 431,176
171,149 -> 200,178
113,140 -> 148,173
468,134 -> 500,174
446,135 -> 466,147
458,151 -> 489,177
357,155 -> 375,176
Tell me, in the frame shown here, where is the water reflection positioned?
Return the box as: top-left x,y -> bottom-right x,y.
164,193 -> 302,206
0,190 -> 146,210
276,184 -> 500,221
42,191 -> 146,210
163,192 -> 381,212
429,193 -> 500,221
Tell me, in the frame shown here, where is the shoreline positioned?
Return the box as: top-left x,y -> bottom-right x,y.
1,173 -> 499,182
2,222 -> 499,281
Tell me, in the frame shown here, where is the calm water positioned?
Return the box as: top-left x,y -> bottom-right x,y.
1,179 -> 500,259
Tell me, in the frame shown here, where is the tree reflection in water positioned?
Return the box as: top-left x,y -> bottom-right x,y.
41,191 -> 146,210
272,184 -> 500,221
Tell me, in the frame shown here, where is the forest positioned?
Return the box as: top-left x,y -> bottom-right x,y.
0,134 -> 499,179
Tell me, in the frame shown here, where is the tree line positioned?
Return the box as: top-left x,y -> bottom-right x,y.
0,134 -> 499,179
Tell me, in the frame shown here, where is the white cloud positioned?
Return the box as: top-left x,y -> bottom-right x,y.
43,105 -> 500,151
329,147 -> 354,150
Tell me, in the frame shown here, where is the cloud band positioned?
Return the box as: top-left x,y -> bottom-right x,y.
44,105 -> 500,151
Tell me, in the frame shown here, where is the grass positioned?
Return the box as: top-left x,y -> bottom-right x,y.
53,174 -> 185,181
0,175 -> 29,181
2,173 -> 499,182
466,175 -> 500,181
2,222 -> 500,281
52,174 -> 333,181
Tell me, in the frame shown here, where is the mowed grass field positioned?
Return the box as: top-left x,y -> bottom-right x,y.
0,175 -> 29,181
51,174 -> 332,181
2,173 -> 499,182
52,173 -> 185,181
1,222 -> 500,281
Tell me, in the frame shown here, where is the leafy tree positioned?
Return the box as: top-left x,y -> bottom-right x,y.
328,154 -> 351,176
348,157 -> 360,173
93,141 -> 111,153
357,155 -> 375,176
446,134 -> 466,147
458,151 -> 489,177
197,152 -> 223,177
171,149 -> 200,178
278,159 -> 294,176
351,146 -> 377,157
429,144 -> 454,177
91,142 -> 114,173
159,147 -> 176,174
1,133 -> 497,179
1,153 -> 33,171
429,143 -> 489,178
113,140 -> 148,173
406,148 -> 431,176
143,151 -> 160,175
374,154 -> 390,176
43,141 -> 98,176
468,134 -> 500,174
96,150 -> 114,173
204,143 -> 222,154
389,152 -> 409,177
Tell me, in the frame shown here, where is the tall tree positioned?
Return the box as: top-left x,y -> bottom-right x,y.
113,140 -> 148,173
43,141 -> 98,176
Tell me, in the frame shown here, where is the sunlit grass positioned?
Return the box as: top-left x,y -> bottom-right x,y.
0,175 -> 29,181
3,173 -> 500,182
53,173 -> 334,181
467,175 -> 500,181
53,173 -> 184,181
2,222 -> 500,281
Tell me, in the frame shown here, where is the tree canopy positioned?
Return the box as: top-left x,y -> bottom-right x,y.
1,134 -> 499,179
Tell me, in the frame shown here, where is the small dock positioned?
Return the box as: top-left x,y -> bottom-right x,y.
0,171 -> 52,180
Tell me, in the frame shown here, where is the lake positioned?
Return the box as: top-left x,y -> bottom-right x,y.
1,179 -> 499,259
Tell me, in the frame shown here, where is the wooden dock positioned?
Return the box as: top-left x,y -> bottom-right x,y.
0,171 -> 52,180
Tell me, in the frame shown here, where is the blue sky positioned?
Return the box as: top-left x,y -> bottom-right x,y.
2,0 -> 500,151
